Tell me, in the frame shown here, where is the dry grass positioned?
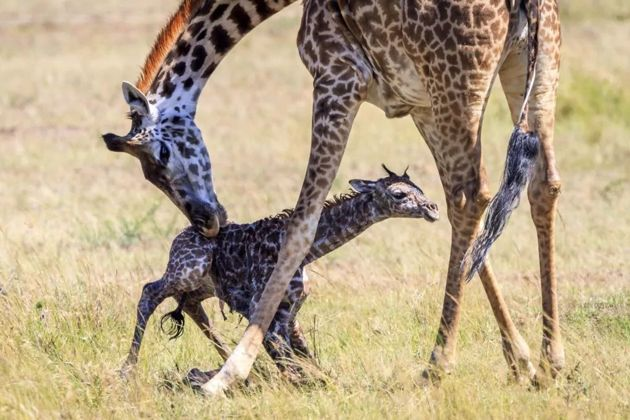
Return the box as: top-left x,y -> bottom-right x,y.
0,1 -> 628,418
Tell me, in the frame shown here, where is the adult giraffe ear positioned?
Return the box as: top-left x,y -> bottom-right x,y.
349,179 -> 377,193
121,81 -> 151,117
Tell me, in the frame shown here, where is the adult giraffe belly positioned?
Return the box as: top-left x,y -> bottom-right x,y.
337,0 -> 432,118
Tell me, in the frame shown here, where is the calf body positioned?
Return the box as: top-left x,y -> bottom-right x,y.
121,168 -> 438,380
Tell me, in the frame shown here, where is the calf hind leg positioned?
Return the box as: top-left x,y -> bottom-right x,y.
120,279 -> 169,377
183,299 -> 232,362
181,300 -> 234,388
289,319 -> 312,359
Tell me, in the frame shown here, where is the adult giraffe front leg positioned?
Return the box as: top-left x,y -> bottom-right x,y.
200,67 -> 369,396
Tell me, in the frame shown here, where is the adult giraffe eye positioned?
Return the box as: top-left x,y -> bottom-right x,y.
159,143 -> 170,165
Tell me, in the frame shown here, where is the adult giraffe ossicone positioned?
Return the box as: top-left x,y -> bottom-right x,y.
102,0 -> 564,395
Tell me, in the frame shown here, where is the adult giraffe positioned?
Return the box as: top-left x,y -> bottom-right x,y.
102,0 -> 563,395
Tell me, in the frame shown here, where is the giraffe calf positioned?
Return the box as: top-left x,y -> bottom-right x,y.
120,165 -> 439,383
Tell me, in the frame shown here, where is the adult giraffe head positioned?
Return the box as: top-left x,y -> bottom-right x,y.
102,80 -> 226,237
102,0 -> 298,236
101,0 -> 228,236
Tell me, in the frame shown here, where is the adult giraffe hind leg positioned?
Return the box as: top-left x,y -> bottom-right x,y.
529,2 -> 564,386
412,116 -> 535,384
412,108 -> 493,383
479,263 -> 535,382
404,0 -> 518,384
499,3 -> 564,385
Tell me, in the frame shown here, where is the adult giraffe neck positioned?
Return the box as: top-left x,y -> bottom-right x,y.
139,0 -> 297,116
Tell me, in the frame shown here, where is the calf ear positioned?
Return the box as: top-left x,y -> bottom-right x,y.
121,81 -> 151,117
349,179 -> 377,193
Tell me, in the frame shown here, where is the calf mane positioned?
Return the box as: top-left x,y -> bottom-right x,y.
262,190 -> 361,222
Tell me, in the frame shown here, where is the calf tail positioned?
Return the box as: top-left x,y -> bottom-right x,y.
160,294 -> 187,340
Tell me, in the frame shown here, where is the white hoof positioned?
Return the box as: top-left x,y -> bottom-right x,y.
200,377 -> 229,398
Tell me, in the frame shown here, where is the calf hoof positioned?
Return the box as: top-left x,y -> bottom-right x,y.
281,366 -> 326,388
118,362 -> 135,381
183,367 -> 221,390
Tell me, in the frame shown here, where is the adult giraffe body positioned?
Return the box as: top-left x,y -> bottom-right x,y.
102,0 -> 563,395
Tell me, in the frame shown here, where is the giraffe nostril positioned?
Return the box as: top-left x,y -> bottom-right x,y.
422,202 -> 439,222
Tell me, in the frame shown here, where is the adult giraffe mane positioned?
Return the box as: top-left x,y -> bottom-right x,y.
135,0 -> 203,93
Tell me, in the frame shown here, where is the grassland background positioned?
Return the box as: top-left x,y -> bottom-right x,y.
0,0 -> 628,418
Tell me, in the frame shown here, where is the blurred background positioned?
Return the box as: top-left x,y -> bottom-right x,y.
0,1 -> 628,417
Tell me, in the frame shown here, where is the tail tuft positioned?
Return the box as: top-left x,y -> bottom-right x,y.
160,299 -> 186,341
464,127 -> 539,281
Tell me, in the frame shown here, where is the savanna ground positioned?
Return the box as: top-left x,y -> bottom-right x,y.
0,0 -> 629,418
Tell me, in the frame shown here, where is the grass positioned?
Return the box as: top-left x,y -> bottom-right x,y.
0,0 -> 629,418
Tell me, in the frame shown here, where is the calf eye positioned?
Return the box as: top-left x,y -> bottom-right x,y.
392,190 -> 406,200
159,143 -> 170,165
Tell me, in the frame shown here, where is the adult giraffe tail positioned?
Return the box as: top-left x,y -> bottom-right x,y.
465,0 -> 541,281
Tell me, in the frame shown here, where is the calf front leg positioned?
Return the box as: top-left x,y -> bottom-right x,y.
263,302 -> 306,382
287,270 -> 313,359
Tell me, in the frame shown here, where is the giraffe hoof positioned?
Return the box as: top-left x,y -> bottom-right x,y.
532,343 -> 565,388
530,372 -> 554,390
507,359 -> 537,386
183,367 -> 220,390
531,365 -> 561,390
200,376 -> 230,398
507,370 -> 534,386
418,367 -> 442,388
118,363 -> 135,381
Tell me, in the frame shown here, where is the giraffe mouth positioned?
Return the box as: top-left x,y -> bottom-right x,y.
422,206 -> 440,222
193,214 -> 221,238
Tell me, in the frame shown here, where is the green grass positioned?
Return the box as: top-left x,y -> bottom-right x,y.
0,1 -> 629,418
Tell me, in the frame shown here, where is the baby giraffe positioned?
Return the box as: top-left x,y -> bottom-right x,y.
121,166 -> 438,383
